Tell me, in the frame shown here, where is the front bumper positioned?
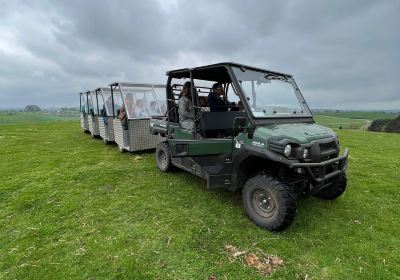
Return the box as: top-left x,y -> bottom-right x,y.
289,148 -> 349,184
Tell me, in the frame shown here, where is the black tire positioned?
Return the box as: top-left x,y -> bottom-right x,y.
314,173 -> 347,200
156,142 -> 173,172
103,138 -> 109,145
84,129 -> 90,134
242,174 -> 297,231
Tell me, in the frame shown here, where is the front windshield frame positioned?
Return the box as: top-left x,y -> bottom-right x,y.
231,66 -> 312,119
113,83 -> 165,119
88,91 -> 100,116
98,88 -> 113,116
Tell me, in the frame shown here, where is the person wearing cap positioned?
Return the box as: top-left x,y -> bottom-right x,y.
208,83 -> 230,112
178,81 -> 195,130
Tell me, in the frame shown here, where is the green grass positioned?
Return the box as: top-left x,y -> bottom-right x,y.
314,115 -> 370,129
314,111 -> 398,121
0,112 -> 78,125
1,120 -> 399,279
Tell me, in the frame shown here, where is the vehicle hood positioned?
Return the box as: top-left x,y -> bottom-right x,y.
253,123 -> 336,144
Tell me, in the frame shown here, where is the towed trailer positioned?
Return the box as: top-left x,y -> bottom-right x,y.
79,92 -> 90,133
87,90 -> 101,138
96,87 -> 115,144
110,82 -> 166,152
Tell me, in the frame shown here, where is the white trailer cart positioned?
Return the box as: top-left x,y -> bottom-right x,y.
109,82 -> 166,152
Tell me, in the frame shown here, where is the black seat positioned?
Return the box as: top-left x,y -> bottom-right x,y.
199,111 -> 247,137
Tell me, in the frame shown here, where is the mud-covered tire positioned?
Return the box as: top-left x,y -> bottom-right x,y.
156,142 -> 173,172
314,173 -> 347,200
242,174 -> 297,231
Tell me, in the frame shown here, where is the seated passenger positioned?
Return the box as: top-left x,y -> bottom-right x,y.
178,81 -> 195,130
208,83 -> 230,112
125,93 -> 135,117
198,96 -> 210,112
105,96 -> 113,116
149,101 -> 160,116
135,99 -> 147,117
118,105 -> 128,130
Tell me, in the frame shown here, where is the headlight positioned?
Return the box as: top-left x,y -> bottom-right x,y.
303,148 -> 309,159
284,144 -> 292,157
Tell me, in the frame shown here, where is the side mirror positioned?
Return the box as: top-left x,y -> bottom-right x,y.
232,117 -> 246,137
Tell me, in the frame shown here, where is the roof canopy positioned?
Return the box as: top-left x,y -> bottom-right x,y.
166,62 -> 292,83
108,82 -> 165,88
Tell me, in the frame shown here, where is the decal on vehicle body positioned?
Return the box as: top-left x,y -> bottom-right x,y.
251,141 -> 265,148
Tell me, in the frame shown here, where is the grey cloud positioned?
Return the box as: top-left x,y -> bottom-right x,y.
0,0 -> 399,109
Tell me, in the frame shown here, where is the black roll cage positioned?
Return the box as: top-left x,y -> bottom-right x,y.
166,62 -> 315,126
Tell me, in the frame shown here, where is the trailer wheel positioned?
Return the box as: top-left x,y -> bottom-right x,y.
118,146 -> 125,153
156,142 -> 173,172
314,173 -> 347,200
242,174 -> 297,231
103,138 -> 109,145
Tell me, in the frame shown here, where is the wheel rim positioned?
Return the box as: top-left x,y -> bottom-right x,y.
251,189 -> 277,219
157,149 -> 167,168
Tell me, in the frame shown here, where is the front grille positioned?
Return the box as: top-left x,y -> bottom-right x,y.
319,140 -> 338,161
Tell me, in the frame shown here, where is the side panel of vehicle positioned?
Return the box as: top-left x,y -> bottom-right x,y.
169,136 -> 234,189
169,138 -> 233,157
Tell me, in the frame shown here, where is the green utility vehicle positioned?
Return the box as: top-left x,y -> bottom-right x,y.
150,62 -> 349,231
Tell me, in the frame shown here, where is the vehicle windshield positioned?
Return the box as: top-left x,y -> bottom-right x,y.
100,89 -> 113,116
80,94 -> 86,113
232,67 -> 312,118
87,92 -> 94,114
88,92 -> 96,115
119,85 -> 164,119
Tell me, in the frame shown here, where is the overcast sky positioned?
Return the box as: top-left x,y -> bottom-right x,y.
0,0 -> 399,110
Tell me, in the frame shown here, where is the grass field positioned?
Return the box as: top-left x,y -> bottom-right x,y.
0,112 -> 78,125
1,119 -> 399,279
314,111 -> 398,121
314,115 -> 370,129
314,111 -> 399,130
